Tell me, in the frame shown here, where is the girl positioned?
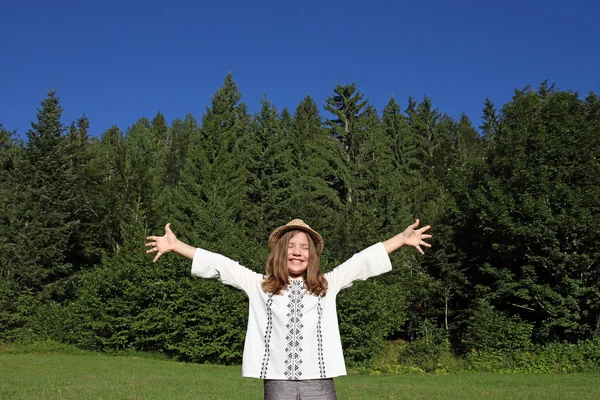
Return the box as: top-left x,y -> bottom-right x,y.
145,219 -> 431,399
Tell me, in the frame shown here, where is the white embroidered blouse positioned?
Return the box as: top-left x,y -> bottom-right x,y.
191,242 -> 392,380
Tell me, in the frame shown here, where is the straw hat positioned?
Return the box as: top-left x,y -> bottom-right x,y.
268,219 -> 324,255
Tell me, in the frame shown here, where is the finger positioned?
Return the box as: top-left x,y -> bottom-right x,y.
416,245 -> 424,255
153,253 -> 161,263
417,225 -> 431,233
146,236 -> 159,241
409,219 -> 420,229
144,242 -> 157,247
420,241 -> 432,248
165,223 -> 172,234
421,234 -> 432,239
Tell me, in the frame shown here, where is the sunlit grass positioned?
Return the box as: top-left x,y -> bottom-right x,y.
1,343 -> 599,399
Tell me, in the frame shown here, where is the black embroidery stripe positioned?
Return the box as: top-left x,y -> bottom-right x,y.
259,293 -> 274,379
317,295 -> 326,378
284,280 -> 304,380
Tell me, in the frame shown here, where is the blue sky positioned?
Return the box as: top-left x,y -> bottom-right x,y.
1,0 -> 598,139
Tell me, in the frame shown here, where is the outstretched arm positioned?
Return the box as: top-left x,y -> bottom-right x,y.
325,219 -> 432,294
145,223 -> 196,262
382,219 -> 432,255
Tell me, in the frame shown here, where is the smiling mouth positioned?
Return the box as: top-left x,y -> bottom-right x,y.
289,259 -> 304,264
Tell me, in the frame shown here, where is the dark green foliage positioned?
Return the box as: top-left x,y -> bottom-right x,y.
266,95 -> 347,260
168,73 -> 262,266
462,300 -> 533,353
337,280 -> 407,364
466,338 -> 600,374
64,202 -> 248,363
325,83 -> 369,164
2,78 -> 599,371
0,124 -> 20,281
396,320 -> 452,373
89,126 -> 129,252
457,83 -> 600,344
6,90 -> 78,299
164,114 -> 197,187
480,97 -> 499,141
65,114 -> 104,267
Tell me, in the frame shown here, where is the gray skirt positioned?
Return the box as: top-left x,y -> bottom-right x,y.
264,378 -> 337,400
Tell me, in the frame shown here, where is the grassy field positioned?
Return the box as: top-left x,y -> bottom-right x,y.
1,346 -> 600,399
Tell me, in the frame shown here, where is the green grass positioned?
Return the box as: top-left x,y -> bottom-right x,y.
1,343 -> 600,399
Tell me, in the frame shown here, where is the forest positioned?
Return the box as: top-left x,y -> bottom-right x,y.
1,74 -> 599,371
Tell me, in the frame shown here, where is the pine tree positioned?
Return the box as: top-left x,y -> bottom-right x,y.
480,97 -> 499,142
91,126 -> 129,252
9,90 -> 78,299
405,95 -> 417,121
342,106 -> 389,246
163,114 -> 198,187
170,73 -> 261,266
64,114 -> 105,267
0,124 -> 22,339
325,83 -> 369,165
123,115 -> 169,228
150,110 -> 170,187
456,113 -> 483,162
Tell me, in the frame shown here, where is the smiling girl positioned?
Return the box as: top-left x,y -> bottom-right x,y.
145,219 -> 431,399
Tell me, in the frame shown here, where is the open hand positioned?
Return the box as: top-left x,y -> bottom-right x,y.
402,219 -> 432,255
145,223 -> 178,263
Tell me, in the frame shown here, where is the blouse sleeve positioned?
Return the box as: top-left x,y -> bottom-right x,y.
324,242 -> 392,294
191,248 -> 262,295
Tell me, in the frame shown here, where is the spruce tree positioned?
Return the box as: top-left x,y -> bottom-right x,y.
480,97 -> 500,142
170,73 -> 261,266
163,114 -> 197,188
266,95 -> 347,262
325,83 -> 369,164
9,90 -> 78,300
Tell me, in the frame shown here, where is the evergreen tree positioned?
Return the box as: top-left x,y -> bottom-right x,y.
265,95 -> 347,262
69,198 -> 248,363
405,95 -> 417,121
244,95 -> 283,241
480,97 -> 500,142
0,124 -> 22,339
454,113 -> 483,165
151,111 -> 170,147
385,95 -> 462,339
150,110 -> 171,187
90,126 -> 129,252
6,90 -> 78,301
170,73 -> 261,266
163,114 -> 197,187
460,84 -> 600,343
409,96 -> 441,176
383,97 -> 415,174
325,83 -> 369,165
64,114 -> 104,267
123,115 -> 169,229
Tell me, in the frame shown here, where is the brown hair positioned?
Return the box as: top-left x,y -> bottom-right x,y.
262,230 -> 328,296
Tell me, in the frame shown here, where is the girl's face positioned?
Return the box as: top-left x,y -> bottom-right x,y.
287,231 -> 310,278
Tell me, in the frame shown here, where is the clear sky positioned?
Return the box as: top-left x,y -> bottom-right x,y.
1,0 -> 598,139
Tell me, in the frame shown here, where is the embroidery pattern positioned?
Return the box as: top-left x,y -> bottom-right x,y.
317,295 -> 326,378
284,280 -> 304,380
259,292 -> 274,379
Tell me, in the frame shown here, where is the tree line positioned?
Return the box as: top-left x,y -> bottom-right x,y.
1,75 -> 599,365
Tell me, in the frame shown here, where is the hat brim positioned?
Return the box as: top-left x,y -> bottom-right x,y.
269,223 -> 324,255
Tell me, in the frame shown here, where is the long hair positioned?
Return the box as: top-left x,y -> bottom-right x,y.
262,230 -> 328,296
